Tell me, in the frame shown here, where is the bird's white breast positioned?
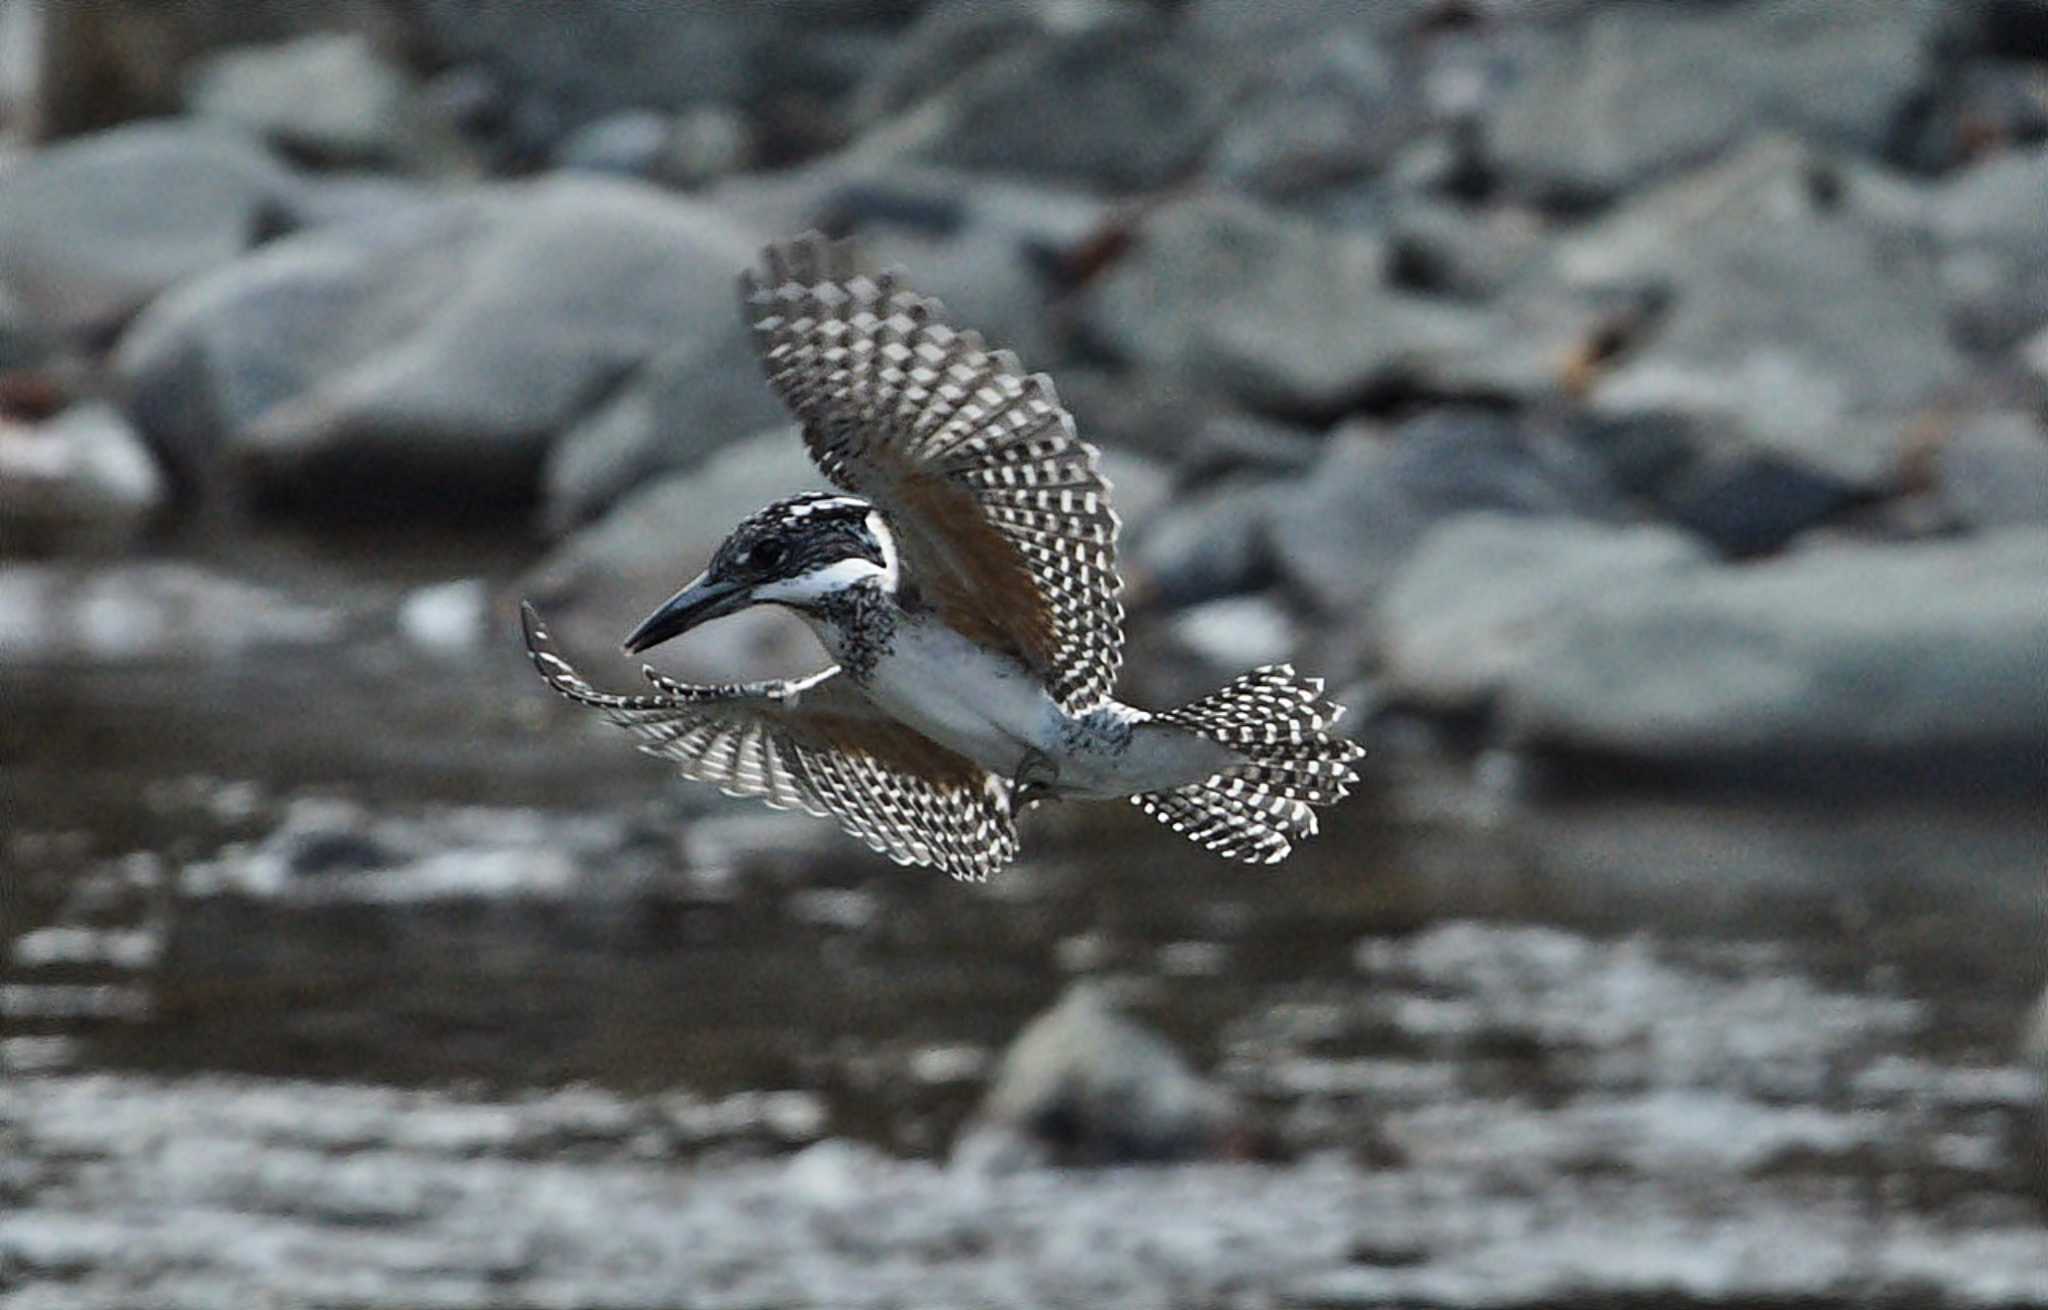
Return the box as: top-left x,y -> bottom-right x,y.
847,612 -> 1063,777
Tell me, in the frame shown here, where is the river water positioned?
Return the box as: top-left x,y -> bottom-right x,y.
4,535 -> 2046,1308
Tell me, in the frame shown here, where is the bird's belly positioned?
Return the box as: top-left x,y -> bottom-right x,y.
853,621 -> 1061,777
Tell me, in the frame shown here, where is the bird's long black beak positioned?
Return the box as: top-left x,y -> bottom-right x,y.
621,574 -> 751,654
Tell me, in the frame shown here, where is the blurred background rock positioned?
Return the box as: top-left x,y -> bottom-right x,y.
3,2 -> 2047,1305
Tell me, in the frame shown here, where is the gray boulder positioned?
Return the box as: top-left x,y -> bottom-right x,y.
1179,0 -> 1435,48
1377,515 -> 1710,714
1935,411 -> 2048,531
411,1 -> 910,141
1559,140 -> 1966,490
1080,192 -> 1628,417
116,177 -> 759,502
1929,144 -> 2048,355
0,120 -> 295,338
954,982 -> 1247,1169
0,402 -> 165,556
1123,476 -> 1289,611
1379,515 -> 2048,765
1205,28 -> 1418,201
184,33 -> 415,166
1488,0 -> 1944,202
542,328 -> 785,534
850,0 -> 1073,128
900,21 -> 1238,192
1571,410 -> 1862,557
1267,411 -> 1621,615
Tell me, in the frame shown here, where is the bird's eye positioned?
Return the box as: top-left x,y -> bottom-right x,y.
752,539 -> 786,569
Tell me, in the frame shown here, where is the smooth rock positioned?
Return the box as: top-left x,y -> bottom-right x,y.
902,21 -> 1238,191
1936,411 -> 2048,530
1123,476 -> 1287,611
411,0 -> 909,135
1929,144 -> 2048,354
0,120 -> 295,338
184,33 -> 415,165
549,109 -> 673,177
1381,517 -> 2048,765
1573,410 -> 1863,557
1377,515 -> 1710,713
398,579 -> 489,655
1093,447 -> 1172,542
1206,28 -> 1417,200
542,327 -> 786,533
1180,0 -> 1434,48
1081,192 -> 1622,417
1561,143 -> 1966,489
1489,0 -> 1945,202
1267,411 -> 1621,615
851,0 -> 1075,127
116,177 -> 759,504
0,281 -> 50,372
0,402 -> 164,556
956,982 -> 1246,1168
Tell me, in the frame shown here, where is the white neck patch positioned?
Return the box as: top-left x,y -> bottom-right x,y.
865,510 -> 900,593
752,556 -> 889,607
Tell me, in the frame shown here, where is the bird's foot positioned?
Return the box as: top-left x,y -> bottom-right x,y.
1012,750 -> 1059,809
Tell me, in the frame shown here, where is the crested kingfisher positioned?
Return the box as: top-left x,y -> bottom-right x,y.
522,234 -> 1363,880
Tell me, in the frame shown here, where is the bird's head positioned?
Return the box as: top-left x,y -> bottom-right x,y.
622,493 -> 896,654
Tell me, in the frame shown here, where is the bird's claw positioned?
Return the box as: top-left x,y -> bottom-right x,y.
1012,750 -> 1058,809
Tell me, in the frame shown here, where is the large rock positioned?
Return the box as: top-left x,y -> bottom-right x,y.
1570,410 -> 1863,558
1935,411 -> 2048,530
850,0 -> 1076,128
1379,515 -> 2048,766
542,328 -> 785,534
1080,192 -> 1629,418
116,177 -> 759,503
1204,27 -> 1419,202
1488,0 -> 1945,202
1377,516 -> 1711,713
954,983 -> 1248,1169
0,402 -> 165,556
0,120 -> 296,338
1558,140 -> 1966,490
899,21 -> 1239,192
411,1 -> 916,146
1267,411 -> 1621,615
1928,144 -> 2048,355
1122,476 -> 1289,611
184,33 -> 415,166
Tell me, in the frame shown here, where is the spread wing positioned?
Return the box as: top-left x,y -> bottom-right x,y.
740,233 -> 1124,713
521,604 -> 1018,881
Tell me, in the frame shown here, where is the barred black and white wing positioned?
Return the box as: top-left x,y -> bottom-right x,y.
740,233 -> 1124,713
1134,665 -> 1365,865
522,604 -> 1018,880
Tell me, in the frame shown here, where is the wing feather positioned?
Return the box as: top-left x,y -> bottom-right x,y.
740,233 -> 1125,712
522,604 -> 1018,880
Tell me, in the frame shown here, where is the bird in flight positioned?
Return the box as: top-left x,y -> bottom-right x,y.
522,233 -> 1362,879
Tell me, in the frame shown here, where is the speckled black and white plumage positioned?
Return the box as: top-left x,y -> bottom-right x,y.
741,233 -> 1125,714
522,604 -> 1016,880
520,234 -> 1366,879
1137,665 -> 1365,864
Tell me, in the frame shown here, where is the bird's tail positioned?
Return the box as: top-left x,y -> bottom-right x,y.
1133,665 -> 1364,864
